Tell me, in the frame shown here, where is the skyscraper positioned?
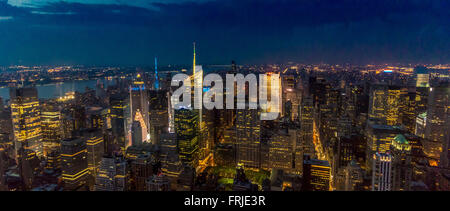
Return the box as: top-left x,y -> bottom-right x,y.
303,157 -> 331,191
295,97 -> 314,174
94,154 -> 128,191
61,138 -> 89,191
269,128 -> 295,172
148,90 -> 169,145
128,73 -> 150,145
159,133 -> 182,190
10,87 -> 43,158
83,129 -> 104,177
236,108 -> 261,169
424,83 -> 449,168
131,121 -> 143,146
109,94 -> 126,150
365,123 -> 402,169
415,66 -> 430,88
391,134 -> 413,191
146,173 -> 170,191
372,152 -> 392,191
368,84 -> 408,126
175,108 -> 199,167
41,103 -> 62,153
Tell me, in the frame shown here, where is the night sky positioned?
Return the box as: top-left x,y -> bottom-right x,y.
0,0 -> 449,66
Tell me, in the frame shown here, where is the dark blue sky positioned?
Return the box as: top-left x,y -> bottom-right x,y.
0,0 -> 449,66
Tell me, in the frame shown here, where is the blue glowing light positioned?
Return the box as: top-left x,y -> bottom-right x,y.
154,57 -> 160,90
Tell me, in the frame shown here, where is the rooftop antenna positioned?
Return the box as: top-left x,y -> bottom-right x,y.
154,56 -> 159,90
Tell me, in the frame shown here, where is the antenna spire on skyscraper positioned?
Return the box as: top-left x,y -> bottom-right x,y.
193,42 -> 196,75
154,56 -> 159,90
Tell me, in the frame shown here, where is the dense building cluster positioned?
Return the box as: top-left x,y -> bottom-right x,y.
0,58 -> 448,191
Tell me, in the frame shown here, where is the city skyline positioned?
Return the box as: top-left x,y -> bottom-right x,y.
0,0 -> 449,202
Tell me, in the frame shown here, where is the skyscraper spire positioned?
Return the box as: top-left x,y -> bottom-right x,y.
154,56 -> 159,90
193,42 -> 196,75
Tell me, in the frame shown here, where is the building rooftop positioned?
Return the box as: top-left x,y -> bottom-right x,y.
394,134 -> 409,145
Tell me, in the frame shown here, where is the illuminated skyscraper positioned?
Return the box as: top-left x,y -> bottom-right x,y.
191,43 -> 206,170
365,124 -> 402,170
236,108 -> 261,169
424,83 -> 449,167
391,134 -> 412,191
131,121 -> 143,146
415,112 -> 427,138
281,74 -> 300,121
94,154 -> 128,191
303,157 -> 331,191
368,84 -> 408,126
109,94 -> 126,150
130,152 -> 154,191
128,73 -> 150,145
61,138 -> 89,191
415,66 -> 430,88
83,129 -> 104,177
175,108 -> 199,167
160,133 -> 182,190
343,161 -> 364,191
295,97 -> 314,174
41,104 -> 62,153
372,152 -> 392,191
10,87 -> 43,158
269,128 -> 295,171
148,90 -> 169,145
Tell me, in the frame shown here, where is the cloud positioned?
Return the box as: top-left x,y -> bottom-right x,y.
31,11 -> 76,15
3,0 -> 449,29
0,16 -> 13,21
6,0 -> 212,9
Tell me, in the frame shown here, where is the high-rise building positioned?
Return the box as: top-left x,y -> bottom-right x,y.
303,157 -> 331,191
128,73 -> 150,145
83,129 -> 104,177
391,134 -> 413,191
41,104 -> 62,153
130,152 -> 154,191
372,152 -> 392,191
131,121 -> 143,146
415,66 -> 430,88
10,87 -> 43,158
365,124 -> 402,169
146,173 -> 170,191
148,90 -> 169,145
61,138 -> 89,191
269,128 -> 295,172
368,84 -> 408,126
0,147 -> 6,190
415,112 -> 427,138
295,97 -> 314,174
300,97 -> 314,152
109,94 -> 126,150
17,148 -> 41,190
236,108 -> 261,169
424,83 -> 449,168
175,108 -> 199,167
177,165 -> 195,191
281,74 -> 301,121
343,161 -> 364,191
94,154 -> 128,191
159,133 -> 182,190
44,148 -> 61,171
